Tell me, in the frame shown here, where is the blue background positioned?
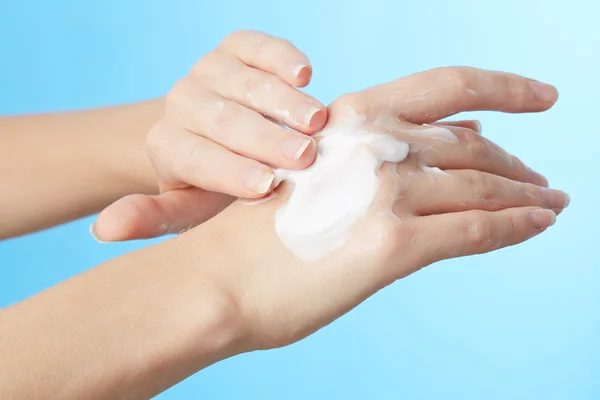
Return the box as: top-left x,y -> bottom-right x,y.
1,0 -> 598,398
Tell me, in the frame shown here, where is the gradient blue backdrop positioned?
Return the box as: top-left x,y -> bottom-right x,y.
1,1 -> 598,398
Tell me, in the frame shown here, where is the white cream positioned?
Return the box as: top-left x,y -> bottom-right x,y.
273,120 -> 409,261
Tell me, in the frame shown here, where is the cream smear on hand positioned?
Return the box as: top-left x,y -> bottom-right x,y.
273,117 -> 409,261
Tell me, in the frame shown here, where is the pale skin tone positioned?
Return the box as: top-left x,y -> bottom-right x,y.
95,30 -> 332,241
0,100 -> 161,239
1,31 -> 326,240
0,32 -> 570,400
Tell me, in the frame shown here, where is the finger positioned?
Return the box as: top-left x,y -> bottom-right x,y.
213,58 -> 327,133
406,126 -> 549,187
431,119 -> 482,134
414,207 -> 557,266
364,67 -> 558,124
219,30 -> 312,87
407,170 -> 570,216
92,189 -> 233,242
165,91 -> 317,169
147,126 -> 277,198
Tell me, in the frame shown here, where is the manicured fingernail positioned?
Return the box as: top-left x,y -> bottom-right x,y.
296,104 -> 325,128
530,81 -> 558,103
89,223 -> 108,244
280,135 -> 312,160
528,209 -> 556,229
541,188 -> 570,209
242,167 -> 275,194
291,62 -> 310,81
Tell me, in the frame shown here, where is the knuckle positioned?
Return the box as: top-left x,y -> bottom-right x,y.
213,99 -> 238,138
497,73 -> 528,107
511,155 -> 530,180
331,92 -> 368,114
174,141 -> 208,180
276,37 -> 294,49
241,71 -> 263,94
266,124 -> 295,157
461,169 -> 478,187
496,72 -> 513,93
192,50 -> 221,75
244,122 -> 275,152
466,213 -> 493,249
522,182 -> 542,203
167,77 -> 189,100
473,173 -> 495,201
145,124 -> 180,182
261,73 -> 280,92
468,133 -> 489,158
220,30 -> 252,49
250,36 -> 270,60
497,73 -> 525,101
508,213 -> 518,236
277,38 -> 303,63
437,66 -> 471,94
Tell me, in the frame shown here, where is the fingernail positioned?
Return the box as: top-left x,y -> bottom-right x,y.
280,134 -> 312,160
296,104 -> 325,128
528,209 -> 556,229
530,81 -> 558,103
291,62 -> 310,81
541,188 -> 571,209
473,120 -> 482,134
89,223 -> 108,244
242,167 -> 275,194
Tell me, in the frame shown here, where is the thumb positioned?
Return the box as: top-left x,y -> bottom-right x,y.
91,188 -> 234,242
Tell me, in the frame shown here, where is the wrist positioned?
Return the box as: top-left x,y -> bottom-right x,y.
101,230 -> 252,397
170,222 -> 257,367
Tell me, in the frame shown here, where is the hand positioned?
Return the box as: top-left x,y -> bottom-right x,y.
3,67 -> 567,399
197,67 -> 569,350
93,30 -> 327,242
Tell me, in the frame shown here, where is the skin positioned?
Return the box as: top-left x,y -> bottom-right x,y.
0,66 -> 569,399
95,30 -> 327,241
1,31 -> 325,241
0,100 -> 160,239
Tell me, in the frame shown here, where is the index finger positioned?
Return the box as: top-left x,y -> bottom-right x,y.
218,30 -> 312,87
362,67 -> 559,124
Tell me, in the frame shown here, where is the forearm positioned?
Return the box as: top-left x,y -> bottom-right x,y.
0,99 -> 162,239
0,224 -> 245,399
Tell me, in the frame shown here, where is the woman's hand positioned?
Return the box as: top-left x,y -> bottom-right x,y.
0,68 -> 569,399
197,67 -> 568,350
93,31 -> 327,242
